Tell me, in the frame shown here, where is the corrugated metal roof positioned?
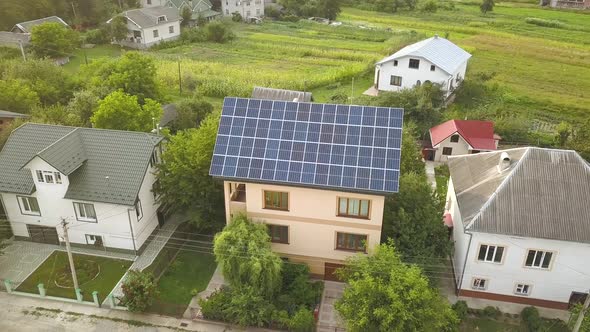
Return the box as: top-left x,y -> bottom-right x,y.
124,7 -> 181,28
0,123 -> 163,206
0,32 -> 31,46
0,110 -> 29,118
377,36 -> 471,74
430,119 -> 497,150
251,87 -> 313,102
449,147 -> 590,243
12,16 -> 69,33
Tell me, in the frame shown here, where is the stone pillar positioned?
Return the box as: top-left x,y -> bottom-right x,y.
4,279 -> 12,293
92,291 -> 100,307
107,294 -> 116,308
37,283 -> 46,297
75,288 -> 83,302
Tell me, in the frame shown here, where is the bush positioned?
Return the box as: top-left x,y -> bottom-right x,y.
199,286 -> 275,327
525,17 -> 566,29
452,301 -> 469,321
205,21 -> 235,43
282,14 -> 300,22
120,270 -> 159,312
482,306 -> 502,318
84,28 -> 109,44
232,12 -> 243,22
277,263 -> 324,311
521,306 -> 542,332
266,6 -> 282,18
418,0 -> 438,12
288,307 -> 315,332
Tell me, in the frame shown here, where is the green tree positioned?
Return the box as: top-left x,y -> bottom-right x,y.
91,90 -> 161,131
213,214 -> 282,299
154,114 -> 225,230
120,270 -> 158,312
318,0 -> 342,20
335,242 -> 459,332
30,22 -> 79,59
181,6 -> 193,26
399,123 -> 425,175
554,121 -> 572,147
569,304 -> 590,331
0,79 -> 40,113
109,15 -> 128,42
30,104 -> 83,126
66,90 -> 100,127
167,96 -> 214,133
206,21 -> 235,43
568,119 -> 590,161
480,0 -> 494,14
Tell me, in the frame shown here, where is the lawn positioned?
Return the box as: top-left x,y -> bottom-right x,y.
16,251 -> 132,302
63,44 -> 124,73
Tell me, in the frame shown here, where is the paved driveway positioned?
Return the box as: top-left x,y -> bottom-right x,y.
317,281 -> 346,332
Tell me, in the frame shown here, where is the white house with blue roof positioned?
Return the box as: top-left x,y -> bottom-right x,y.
209,97 -> 404,280
0,123 -> 164,254
374,35 -> 472,97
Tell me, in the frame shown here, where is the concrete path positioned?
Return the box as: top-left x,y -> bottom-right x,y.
425,160 -> 438,190
317,281 -> 346,332
0,240 -> 134,288
183,265 -> 227,319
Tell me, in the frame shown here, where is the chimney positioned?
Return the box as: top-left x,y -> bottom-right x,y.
434,34 -> 439,39
497,152 -> 511,173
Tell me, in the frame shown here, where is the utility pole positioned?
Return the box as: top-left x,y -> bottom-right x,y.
178,58 -> 182,95
350,77 -> 355,105
61,218 -> 79,291
18,40 -> 26,61
573,292 -> 590,332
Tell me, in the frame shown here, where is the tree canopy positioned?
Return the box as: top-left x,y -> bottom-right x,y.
109,16 -> 129,42
30,22 -> 79,59
213,214 -> 282,299
91,90 -> 161,131
480,0 -> 494,14
280,0 -> 343,20
335,242 -> 458,332
167,96 -> 214,133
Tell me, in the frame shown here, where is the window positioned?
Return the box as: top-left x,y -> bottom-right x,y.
472,278 -> 487,290
390,75 -> 402,86
268,224 -> 288,244
430,65 -> 435,71
393,60 -> 398,66
74,202 -> 97,222
157,15 -> 167,23
442,147 -> 453,155
169,25 -> 174,34
226,9 -> 229,14
450,134 -> 460,143
36,170 -> 44,182
153,29 -> 159,38
336,232 -> 367,252
515,283 -> 531,296
456,75 -> 461,83
55,172 -> 62,184
264,191 -> 289,210
338,197 -> 370,219
149,149 -> 159,167
477,244 -> 505,263
409,58 -> 420,69
18,196 -> 40,216
147,0 -> 152,4
525,250 -> 553,269
416,80 -> 421,87
36,170 -> 62,184
246,10 -> 251,17
152,179 -> 160,200
135,200 -> 143,221
256,8 -> 260,15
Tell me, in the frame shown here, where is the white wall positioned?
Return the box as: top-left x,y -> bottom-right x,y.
222,0 -> 265,18
140,0 -> 166,7
447,178 -> 471,287
434,133 -> 471,162
140,20 -> 181,46
462,232 -> 590,304
129,159 -> 161,251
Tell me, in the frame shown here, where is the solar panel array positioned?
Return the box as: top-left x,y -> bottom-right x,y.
210,97 -> 404,193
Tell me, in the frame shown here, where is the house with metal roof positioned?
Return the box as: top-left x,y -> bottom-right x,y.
371,35 -> 471,98
109,6 -> 181,49
10,16 -> 69,34
0,123 -> 164,254
209,97 -> 404,279
251,87 -> 313,103
425,119 -> 501,162
446,147 -> 590,309
0,110 -> 29,132
141,0 -> 221,24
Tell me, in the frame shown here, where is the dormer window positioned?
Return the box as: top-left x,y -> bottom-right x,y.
158,15 -> 167,23
36,170 -> 62,184
450,135 -> 460,143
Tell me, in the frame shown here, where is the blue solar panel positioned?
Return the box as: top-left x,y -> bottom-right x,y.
209,97 -> 404,193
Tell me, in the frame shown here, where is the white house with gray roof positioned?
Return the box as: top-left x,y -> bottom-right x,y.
446,147 -> 590,310
109,6 -> 181,49
0,123 -> 164,254
142,0 -> 220,24
373,36 -> 471,98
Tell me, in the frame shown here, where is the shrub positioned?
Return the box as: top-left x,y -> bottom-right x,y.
525,17 -> 566,29
452,301 -> 469,321
521,306 -> 542,331
418,0 -> 438,12
265,6 -> 282,18
120,270 -> 159,312
282,14 -> 300,22
199,288 -> 232,321
84,28 -> 109,44
277,263 -> 324,311
232,12 -> 243,22
288,307 -> 315,332
205,21 -> 235,43
199,287 -> 275,327
482,306 -> 502,318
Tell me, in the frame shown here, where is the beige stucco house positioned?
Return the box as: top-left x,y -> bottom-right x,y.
210,97 -> 404,279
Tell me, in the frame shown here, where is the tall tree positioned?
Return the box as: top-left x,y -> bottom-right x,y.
181,6 -> 192,26
91,90 -> 161,131
66,90 -> 100,127
335,242 -> 459,332
0,80 -> 40,113
30,22 -> 79,59
109,15 -> 128,41
154,114 -> 226,231
213,214 -> 282,299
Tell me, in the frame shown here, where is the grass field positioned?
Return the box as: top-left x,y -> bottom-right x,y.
16,251 -> 131,302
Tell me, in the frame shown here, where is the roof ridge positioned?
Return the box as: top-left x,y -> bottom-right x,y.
465,147 -> 531,231
35,127 -> 80,156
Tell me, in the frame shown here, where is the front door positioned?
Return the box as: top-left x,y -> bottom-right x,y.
324,263 -> 345,281
26,224 -> 59,245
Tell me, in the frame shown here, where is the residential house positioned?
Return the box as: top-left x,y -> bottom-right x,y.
251,87 -> 313,102
425,119 -> 500,162
222,0 -> 265,19
540,0 -> 589,9
446,147 -> 590,309
10,16 -> 69,34
210,97 -> 404,279
0,110 -> 29,132
0,123 -> 164,254
373,35 -> 471,98
110,7 -> 181,49
142,0 -> 221,24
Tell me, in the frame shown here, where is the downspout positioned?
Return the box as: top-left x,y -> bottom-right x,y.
127,208 -> 138,256
458,231 -> 473,295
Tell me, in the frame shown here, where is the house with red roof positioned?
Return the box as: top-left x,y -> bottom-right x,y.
425,119 -> 500,162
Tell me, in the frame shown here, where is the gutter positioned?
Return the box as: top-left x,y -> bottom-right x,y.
127,208 -> 138,256
457,230 -> 473,294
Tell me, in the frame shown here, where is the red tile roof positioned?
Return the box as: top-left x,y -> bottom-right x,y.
430,120 -> 498,151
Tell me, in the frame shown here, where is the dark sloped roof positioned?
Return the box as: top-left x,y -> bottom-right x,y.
124,7 -> 181,28
449,147 -> 590,243
12,16 -> 69,33
252,87 -> 313,103
0,123 -> 163,206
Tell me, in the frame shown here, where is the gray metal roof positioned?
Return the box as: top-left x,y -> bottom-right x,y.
11,16 -> 69,34
0,110 -> 29,118
124,6 -> 181,28
377,36 -> 472,74
0,32 -> 31,46
251,87 -> 313,102
449,147 -> 590,243
0,123 -> 163,206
